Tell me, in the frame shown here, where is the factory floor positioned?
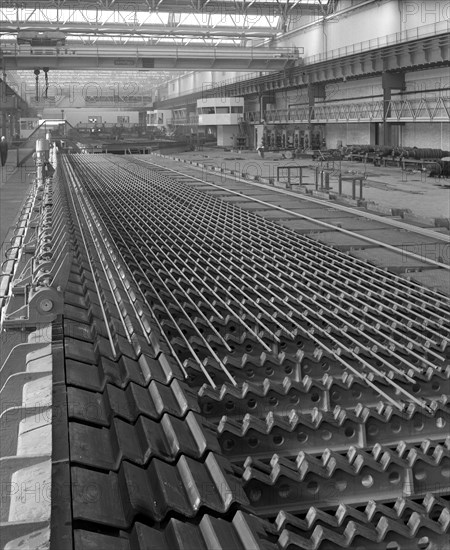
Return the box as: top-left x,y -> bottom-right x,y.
0,154 -> 37,365
172,147 -> 450,221
1,149 -> 448,255
0,152 -> 35,247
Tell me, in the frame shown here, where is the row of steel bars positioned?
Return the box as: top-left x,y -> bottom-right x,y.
66,155 -> 449,409
137,159 -> 449,338
109,162 -> 446,408
69,158 -> 289,365
91,156 -> 450,351
63,156 -> 191,378
115,157 -> 449,351
65,157 -> 233,386
130,159 -> 447,325
70,156 -> 450,370
149,159 -> 450,314
71,157 -> 324,351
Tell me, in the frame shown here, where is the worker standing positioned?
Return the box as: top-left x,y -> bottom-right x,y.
0,136 -> 8,167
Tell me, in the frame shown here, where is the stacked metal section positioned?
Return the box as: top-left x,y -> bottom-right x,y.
2,146 -> 72,328
0,180 -> 38,311
0,147 -> 70,549
22,153 -> 450,548
57,154 -> 277,549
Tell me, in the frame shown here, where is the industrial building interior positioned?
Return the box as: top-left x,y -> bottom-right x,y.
0,0 -> 449,549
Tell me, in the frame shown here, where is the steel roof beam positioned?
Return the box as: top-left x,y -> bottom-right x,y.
1,23 -> 279,38
2,0 -> 328,15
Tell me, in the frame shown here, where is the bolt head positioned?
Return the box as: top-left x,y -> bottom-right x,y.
39,298 -> 53,312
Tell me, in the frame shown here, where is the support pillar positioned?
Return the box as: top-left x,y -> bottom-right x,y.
1,68 -> 7,137
35,138 -> 50,186
259,93 -> 275,123
307,83 -> 326,149
382,71 -> 405,146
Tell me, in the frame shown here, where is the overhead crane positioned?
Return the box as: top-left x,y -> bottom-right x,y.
1,42 -> 301,71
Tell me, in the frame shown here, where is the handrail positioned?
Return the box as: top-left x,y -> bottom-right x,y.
238,97 -> 450,124
15,120 -> 84,166
303,19 -> 450,65
156,19 -> 450,101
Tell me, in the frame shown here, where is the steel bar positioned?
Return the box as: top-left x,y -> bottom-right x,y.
64,155 -> 449,410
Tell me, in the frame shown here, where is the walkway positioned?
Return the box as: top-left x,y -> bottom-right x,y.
1,153 -> 36,249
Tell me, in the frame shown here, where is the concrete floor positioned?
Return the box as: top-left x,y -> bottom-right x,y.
174,148 -> 450,221
0,154 -> 37,365
0,153 -> 35,250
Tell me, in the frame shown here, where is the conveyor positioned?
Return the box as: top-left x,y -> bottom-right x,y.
1,152 -> 449,550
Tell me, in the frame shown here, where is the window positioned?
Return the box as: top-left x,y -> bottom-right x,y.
117,116 -> 129,123
215,107 -> 229,114
231,106 -> 243,113
21,120 -> 38,130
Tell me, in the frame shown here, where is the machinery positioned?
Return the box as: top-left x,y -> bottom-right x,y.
17,31 -> 66,47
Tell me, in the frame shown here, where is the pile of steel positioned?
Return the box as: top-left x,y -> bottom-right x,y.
1,152 -> 449,549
